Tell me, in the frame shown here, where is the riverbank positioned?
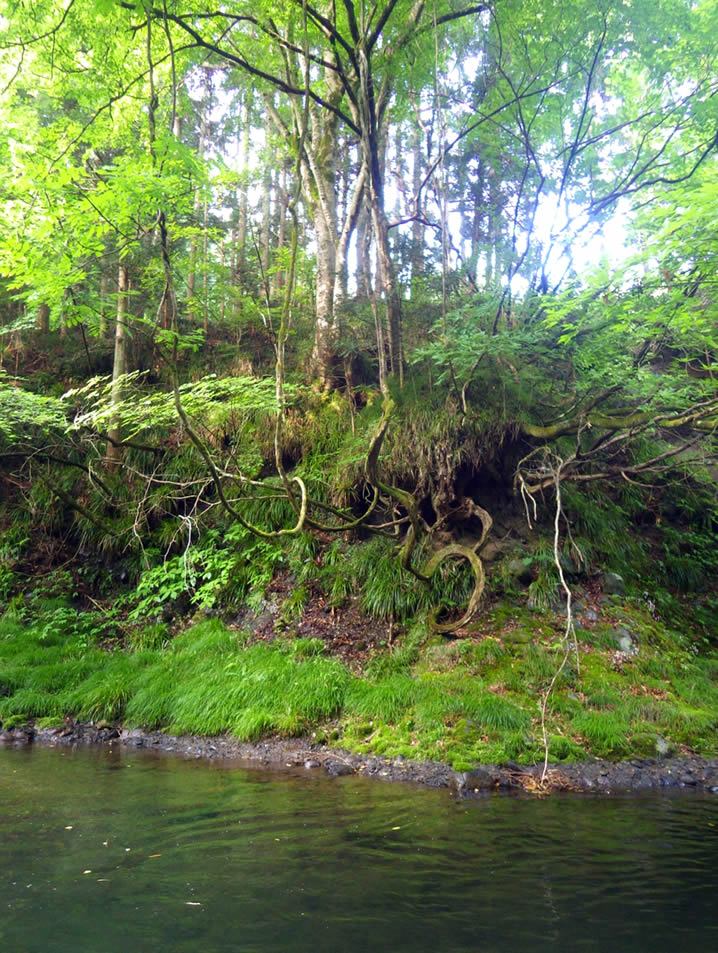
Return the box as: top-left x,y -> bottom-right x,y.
3,720 -> 718,797
1,594 -> 718,774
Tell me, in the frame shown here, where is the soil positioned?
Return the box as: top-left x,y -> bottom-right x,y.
230,567 -> 611,669
3,721 -> 718,798
256,577 -> 391,670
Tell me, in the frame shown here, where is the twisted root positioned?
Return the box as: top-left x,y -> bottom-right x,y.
365,396 -> 489,633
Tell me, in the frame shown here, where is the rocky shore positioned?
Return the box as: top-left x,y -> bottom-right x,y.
3,721 -> 718,797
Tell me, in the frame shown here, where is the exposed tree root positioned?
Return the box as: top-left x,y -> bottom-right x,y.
365,395 -> 490,633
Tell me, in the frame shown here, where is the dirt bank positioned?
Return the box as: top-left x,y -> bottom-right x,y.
3,722 -> 718,797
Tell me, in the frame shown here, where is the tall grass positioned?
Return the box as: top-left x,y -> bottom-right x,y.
0,613 -> 352,739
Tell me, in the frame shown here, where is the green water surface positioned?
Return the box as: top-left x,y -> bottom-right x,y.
1,745 -> 717,952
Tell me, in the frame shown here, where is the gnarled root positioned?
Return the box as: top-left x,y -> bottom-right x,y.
365,395 -> 490,634
423,543 -> 486,634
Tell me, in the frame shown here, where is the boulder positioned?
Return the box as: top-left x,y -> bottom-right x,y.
612,627 -> 637,655
602,572 -> 626,595
558,551 -> 586,578
506,558 -> 534,586
450,766 -> 497,795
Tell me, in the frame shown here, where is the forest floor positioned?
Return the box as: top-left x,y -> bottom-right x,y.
246,571 -> 607,670
253,573 -> 388,671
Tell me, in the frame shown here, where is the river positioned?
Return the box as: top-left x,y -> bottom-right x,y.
1,746 -> 716,952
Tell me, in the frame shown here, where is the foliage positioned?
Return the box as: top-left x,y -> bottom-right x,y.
0,0 -> 716,764
66,373 -> 283,441
127,524 -> 285,618
0,371 -> 67,443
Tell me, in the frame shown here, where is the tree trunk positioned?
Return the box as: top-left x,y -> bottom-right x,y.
355,194 -> 373,300
469,166 -> 484,286
273,161 -> 290,294
36,303 -> 50,334
187,71 -> 210,325
355,40 -> 403,387
371,199 -> 403,385
220,241 -> 226,324
106,262 -> 129,470
313,204 -> 339,388
236,95 -> 251,300
410,127 -> 424,291
260,161 -> 272,281
202,198 -> 209,334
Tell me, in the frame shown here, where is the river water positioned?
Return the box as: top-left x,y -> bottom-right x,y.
1,746 -> 716,952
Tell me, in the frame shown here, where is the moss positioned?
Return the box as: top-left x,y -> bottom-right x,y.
548,734 -> 587,761
629,729 -> 663,757
460,637 -> 509,670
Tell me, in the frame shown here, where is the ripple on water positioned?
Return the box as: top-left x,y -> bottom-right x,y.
1,747 -> 717,953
